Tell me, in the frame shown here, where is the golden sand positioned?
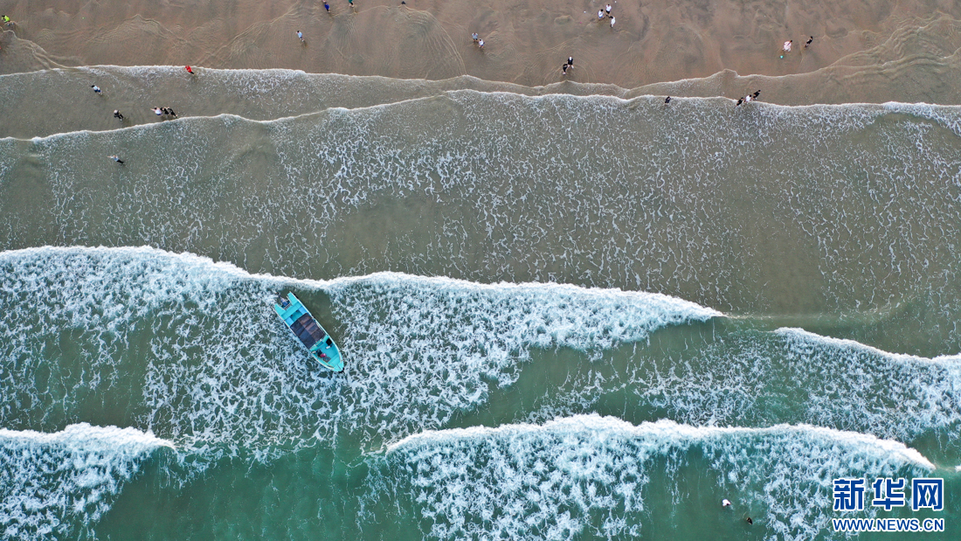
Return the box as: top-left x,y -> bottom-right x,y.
1,0 -> 960,103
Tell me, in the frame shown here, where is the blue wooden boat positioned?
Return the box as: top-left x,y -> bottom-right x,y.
273,292 -> 344,372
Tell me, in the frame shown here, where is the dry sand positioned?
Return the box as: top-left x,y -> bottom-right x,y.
1,0 -> 960,103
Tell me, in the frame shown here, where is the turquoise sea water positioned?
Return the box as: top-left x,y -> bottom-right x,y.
1,69 -> 959,540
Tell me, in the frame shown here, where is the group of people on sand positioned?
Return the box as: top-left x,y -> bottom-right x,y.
781,36 -> 814,58
91,67 -> 196,165
597,4 -> 615,29
736,90 -> 761,106
471,32 -> 485,49
152,106 -> 178,118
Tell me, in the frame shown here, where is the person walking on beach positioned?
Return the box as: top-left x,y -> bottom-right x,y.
297,30 -> 305,43
598,9 -> 605,21
113,110 -> 124,120
804,36 -> 813,48
780,39 -> 792,58
477,38 -> 484,49
153,107 -> 163,116
91,85 -> 102,94
325,2 -> 330,12
610,16 -> 615,29
562,63 -> 569,75
567,56 -> 574,67
108,155 -> 124,165
752,90 -> 760,99
605,4 -> 612,16
472,32 -> 479,43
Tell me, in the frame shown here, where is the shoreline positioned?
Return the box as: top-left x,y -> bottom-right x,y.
2,66 -> 961,140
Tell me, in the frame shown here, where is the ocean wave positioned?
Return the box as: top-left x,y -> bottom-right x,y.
0,423 -> 172,541
0,246 -> 715,458
530,324 -> 961,457
374,415 -> 933,541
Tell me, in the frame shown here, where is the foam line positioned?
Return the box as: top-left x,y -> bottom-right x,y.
775,327 -> 961,363
388,415 -> 934,469
0,423 -> 172,540
379,415 -> 934,540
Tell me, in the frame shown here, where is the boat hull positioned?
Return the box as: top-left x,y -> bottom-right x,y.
273,292 -> 344,372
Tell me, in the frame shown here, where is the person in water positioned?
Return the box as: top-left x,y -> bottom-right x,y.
185,65 -> 194,74
664,96 -> 672,104
109,155 -> 124,165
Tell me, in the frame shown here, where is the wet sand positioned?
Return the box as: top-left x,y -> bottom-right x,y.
1,0 -> 960,104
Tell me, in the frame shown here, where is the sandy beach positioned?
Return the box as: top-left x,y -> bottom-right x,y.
2,0 -> 961,103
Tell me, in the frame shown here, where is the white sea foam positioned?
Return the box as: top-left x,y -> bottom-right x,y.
4,90 -> 960,354
0,246 -> 715,458
520,323 -> 961,456
775,327 -> 961,364
0,423 -> 172,540
380,415 -> 932,541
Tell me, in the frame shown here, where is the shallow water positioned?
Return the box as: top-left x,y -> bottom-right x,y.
1,70 -> 960,540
